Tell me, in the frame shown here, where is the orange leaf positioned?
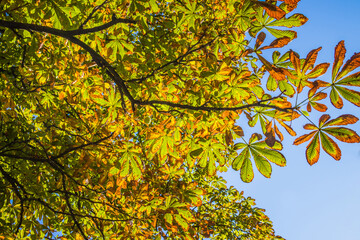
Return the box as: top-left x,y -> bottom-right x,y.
59,92 -> 66,100
332,40 -> 346,80
257,54 -> 287,81
308,80 -> 330,97
279,0 -> 301,4
268,67 -> 287,81
310,92 -> 327,101
290,51 -> 301,74
255,1 -> 286,20
293,131 -> 316,145
271,98 -> 292,108
311,102 -> 327,112
274,123 -> 284,141
307,102 -> 312,112
303,124 -> 317,130
278,120 -> 296,136
318,114 -> 330,127
324,114 -> 359,126
302,47 -> 322,73
261,37 -> 292,50
337,52 -> 360,80
306,63 -> 330,79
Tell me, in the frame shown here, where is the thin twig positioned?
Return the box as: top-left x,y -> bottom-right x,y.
79,0 -> 109,29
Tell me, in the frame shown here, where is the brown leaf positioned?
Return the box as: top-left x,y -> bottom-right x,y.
225,130 -> 233,145
302,47 -> 322,73
261,37 -> 292,50
279,0 -> 301,4
265,129 -> 276,147
318,114 -> 331,127
255,32 -> 266,49
306,102 -> 312,112
255,1 -> 286,20
290,50 -> 301,73
306,63 -> 330,79
337,52 -> 360,80
233,125 -> 244,137
308,80 -> 330,97
311,92 -> 327,101
311,102 -> 328,112
244,112 -> 253,121
324,114 -> 359,126
332,40 -> 346,80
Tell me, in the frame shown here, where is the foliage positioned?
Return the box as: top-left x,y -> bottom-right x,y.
0,0 -> 359,239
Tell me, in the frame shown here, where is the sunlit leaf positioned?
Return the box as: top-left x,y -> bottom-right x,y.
306,133 -> 320,165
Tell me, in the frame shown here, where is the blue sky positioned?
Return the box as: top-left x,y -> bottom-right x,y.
223,1 -> 360,239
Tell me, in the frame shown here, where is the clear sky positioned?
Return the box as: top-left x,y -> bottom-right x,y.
223,1 -> 360,239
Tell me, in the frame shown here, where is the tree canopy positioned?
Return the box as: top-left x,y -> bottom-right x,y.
1,0 -> 360,239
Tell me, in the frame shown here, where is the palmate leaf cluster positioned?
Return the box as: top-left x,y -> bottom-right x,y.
0,0 -> 359,239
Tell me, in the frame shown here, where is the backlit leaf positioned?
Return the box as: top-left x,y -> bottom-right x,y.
337,52 -> 360,80
293,131 -> 316,145
302,47 -> 322,73
324,114 -> 359,126
251,149 -> 272,178
255,1 -> 286,20
232,148 -> 250,171
268,13 -> 308,28
323,127 -> 360,143
241,158 -> 254,183
332,40 -> 346,81
306,133 -> 320,165
320,132 -> 341,160
306,63 -> 330,79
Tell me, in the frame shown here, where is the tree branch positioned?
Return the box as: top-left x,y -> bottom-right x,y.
0,20 -> 292,114
135,99 -> 292,112
62,175 -> 88,240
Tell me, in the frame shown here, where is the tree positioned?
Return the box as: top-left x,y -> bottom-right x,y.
1,0 -> 359,239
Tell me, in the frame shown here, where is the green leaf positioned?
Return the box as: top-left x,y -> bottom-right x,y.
268,14 -> 308,28
109,166 -> 119,175
306,133 -> 320,165
251,149 -> 272,178
232,148 -> 250,171
241,158 -> 254,183
190,148 -> 203,157
266,28 -> 297,40
320,132 -> 341,160
164,213 -> 173,224
252,146 -> 286,167
336,86 -> 360,106
174,214 -> 188,230
323,127 -> 360,143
